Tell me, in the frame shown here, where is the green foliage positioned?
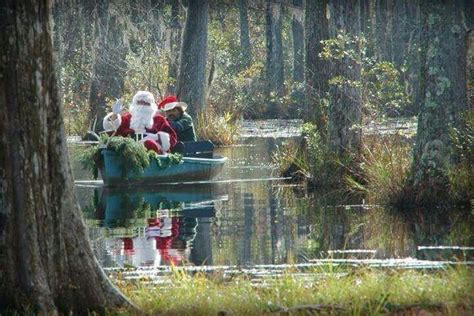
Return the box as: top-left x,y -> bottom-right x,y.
206,7 -> 303,119
76,145 -> 102,179
118,267 -> 474,315
207,15 -> 269,118
76,135 -> 182,179
195,108 -> 239,146
448,111 -> 474,201
321,31 -> 411,119
61,51 -> 94,136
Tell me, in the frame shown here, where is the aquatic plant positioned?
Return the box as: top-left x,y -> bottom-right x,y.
76,135 -> 182,179
194,107 -> 239,146
117,266 -> 474,315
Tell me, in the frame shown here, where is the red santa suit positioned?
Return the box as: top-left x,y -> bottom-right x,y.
103,91 -> 177,154
146,217 -> 183,266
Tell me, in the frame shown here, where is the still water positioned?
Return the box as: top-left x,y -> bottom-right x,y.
71,120 -> 473,269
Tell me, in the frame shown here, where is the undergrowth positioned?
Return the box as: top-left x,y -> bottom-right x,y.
194,107 -> 239,146
117,267 -> 474,315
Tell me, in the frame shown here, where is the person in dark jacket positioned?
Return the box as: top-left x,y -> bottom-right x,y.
158,96 -> 197,142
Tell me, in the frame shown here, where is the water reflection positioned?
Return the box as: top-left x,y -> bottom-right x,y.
89,185 -> 224,268
70,124 -> 473,268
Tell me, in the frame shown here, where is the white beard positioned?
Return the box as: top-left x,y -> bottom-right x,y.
130,104 -> 156,132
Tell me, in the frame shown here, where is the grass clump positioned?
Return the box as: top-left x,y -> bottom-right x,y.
448,111 -> 474,203
195,107 -> 239,146
119,267 -> 473,315
346,134 -> 412,206
76,135 -> 182,179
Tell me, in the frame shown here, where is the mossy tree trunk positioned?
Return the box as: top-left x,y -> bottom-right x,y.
0,0 -> 133,313
410,0 -> 468,204
327,0 -> 362,159
88,0 -> 127,133
177,0 -> 209,115
265,0 -> 285,117
304,0 -> 330,132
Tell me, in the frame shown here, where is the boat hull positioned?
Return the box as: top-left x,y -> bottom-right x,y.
99,150 -> 226,186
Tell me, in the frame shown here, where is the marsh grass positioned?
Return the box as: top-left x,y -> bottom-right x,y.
346,134 -> 412,206
118,267 -> 473,315
195,107 -> 239,146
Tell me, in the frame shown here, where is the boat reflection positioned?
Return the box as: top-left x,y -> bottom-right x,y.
92,184 -> 226,268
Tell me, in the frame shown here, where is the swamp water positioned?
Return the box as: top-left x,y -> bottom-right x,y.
71,120 -> 473,272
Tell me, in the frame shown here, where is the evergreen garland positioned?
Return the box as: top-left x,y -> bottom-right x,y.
77,135 -> 183,179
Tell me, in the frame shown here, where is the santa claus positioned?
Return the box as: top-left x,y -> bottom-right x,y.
102,91 -> 177,154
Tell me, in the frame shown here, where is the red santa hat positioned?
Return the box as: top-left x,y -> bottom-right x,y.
158,95 -> 178,109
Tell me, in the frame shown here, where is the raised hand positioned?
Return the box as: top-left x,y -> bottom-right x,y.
112,98 -> 124,114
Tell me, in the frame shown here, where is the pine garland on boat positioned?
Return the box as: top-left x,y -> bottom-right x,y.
77,135 -> 183,179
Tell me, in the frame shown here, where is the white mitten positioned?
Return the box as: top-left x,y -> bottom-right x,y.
112,99 -> 124,114
158,131 -> 171,152
144,133 -> 159,141
103,112 -> 121,132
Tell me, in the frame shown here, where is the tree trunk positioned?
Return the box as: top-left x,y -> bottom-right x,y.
305,0 -> 330,132
411,0 -> 468,203
327,0 -> 362,158
463,0 -> 474,30
167,0 -> 182,95
0,0 -> 133,313
292,0 -> 304,83
375,0 -> 394,62
87,0 -> 127,133
239,0 -> 252,69
468,29 -> 474,111
360,0 -> 371,36
265,0 -> 285,117
176,0 -> 209,115
404,0 -> 423,115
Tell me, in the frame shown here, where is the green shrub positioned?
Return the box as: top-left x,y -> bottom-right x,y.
321,31 -> 411,120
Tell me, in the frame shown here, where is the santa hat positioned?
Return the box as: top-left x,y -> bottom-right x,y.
162,101 -> 188,112
158,95 -> 178,109
132,91 -> 155,106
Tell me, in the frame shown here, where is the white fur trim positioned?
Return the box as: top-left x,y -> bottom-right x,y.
132,91 -> 155,107
103,112 -> 121,131
158,131 -> 171,152
162,101 -> 188,112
